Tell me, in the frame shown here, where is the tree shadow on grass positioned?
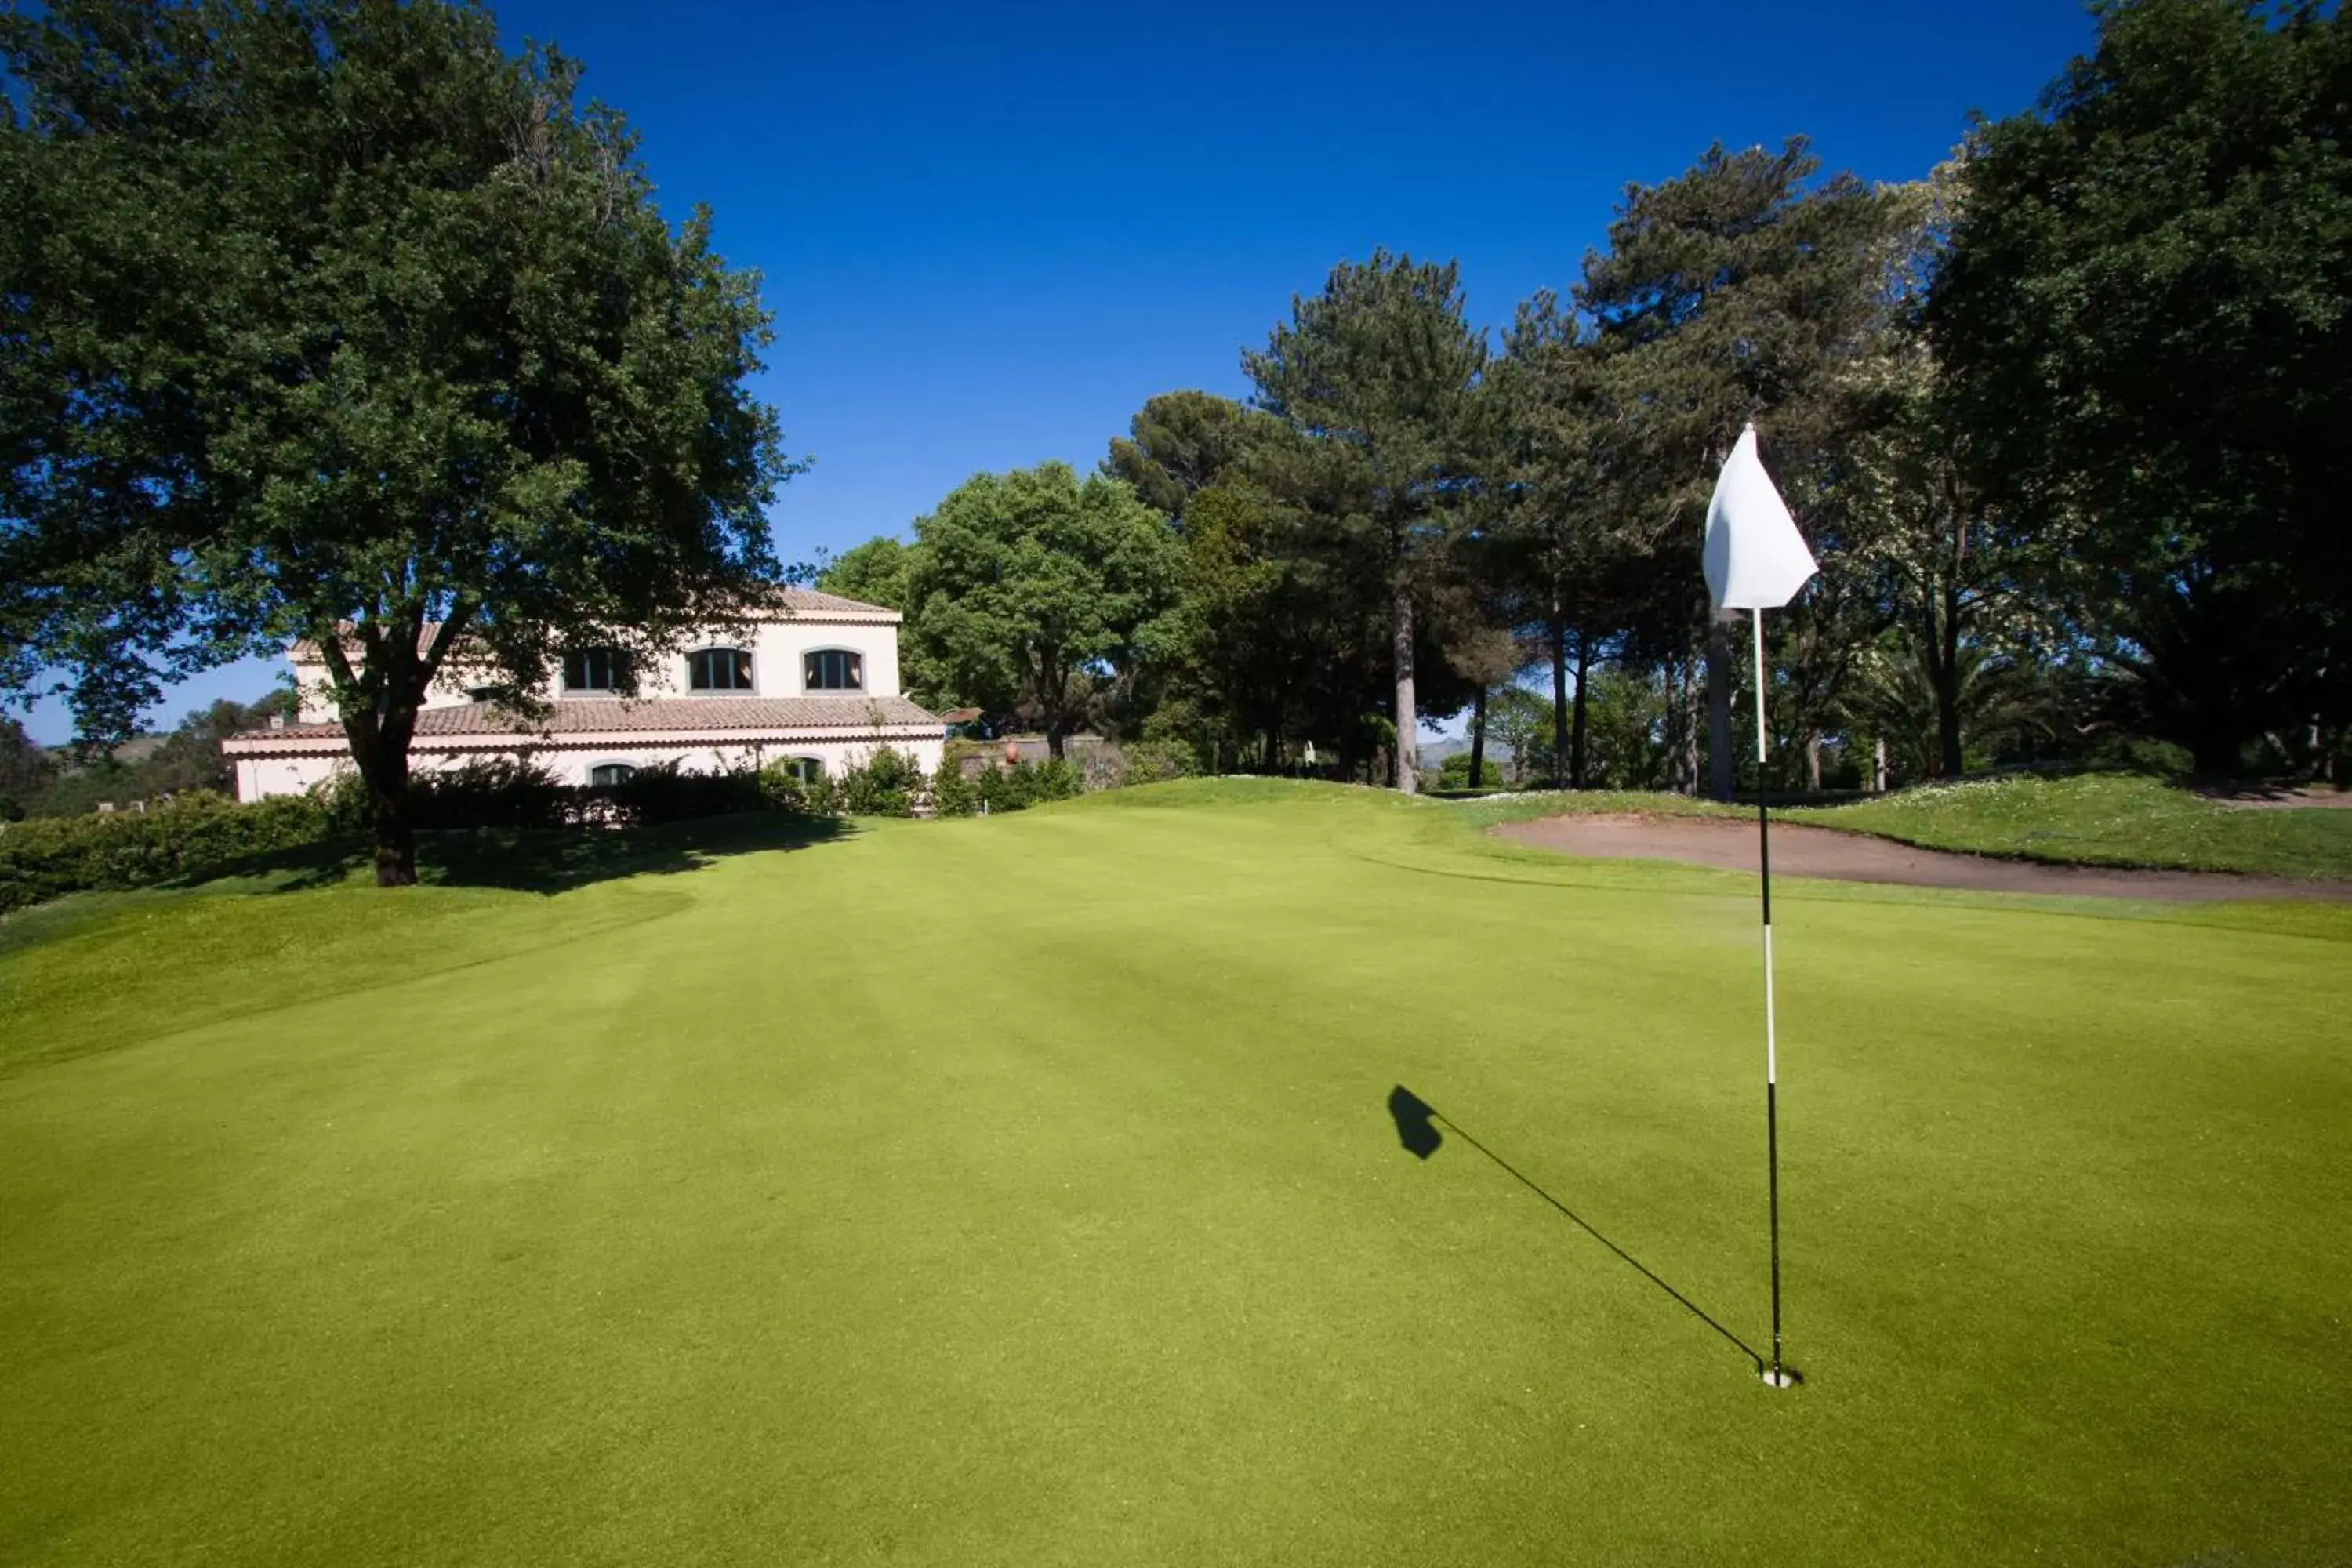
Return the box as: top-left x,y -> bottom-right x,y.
1387,1085 -> 1765,1373
175,810 -> 857,898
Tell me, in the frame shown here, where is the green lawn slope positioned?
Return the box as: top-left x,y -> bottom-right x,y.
1788,772 -> 2352,877
2,781 -> 2347,1565
1465,771 -> 2352,880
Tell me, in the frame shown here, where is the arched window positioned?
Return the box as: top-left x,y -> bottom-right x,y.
804,648 -> 862,691
590,763 -> 636,787
688,647 -> 754,691
563,647 -> 630,693
781,756 -> 824,784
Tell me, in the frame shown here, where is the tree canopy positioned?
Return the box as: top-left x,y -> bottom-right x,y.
905,463 -> 1182,755
1243,251 -> 1488,792
1930,0 -> 2352,775
13,0 -> 2346,842
0,0 -> 793,880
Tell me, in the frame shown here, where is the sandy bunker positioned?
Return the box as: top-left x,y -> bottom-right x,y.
1493,813 -> 2352,903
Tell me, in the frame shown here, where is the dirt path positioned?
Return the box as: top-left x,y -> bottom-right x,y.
1493,814 -> 2352,903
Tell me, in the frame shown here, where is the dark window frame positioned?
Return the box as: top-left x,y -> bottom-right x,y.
688,646 -> 756,692
590,762 -> 637,787
563,647 -> 631,694
803,647 -> 864,692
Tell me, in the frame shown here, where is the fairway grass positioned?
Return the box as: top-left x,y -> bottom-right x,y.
2,782 -> 2347,1565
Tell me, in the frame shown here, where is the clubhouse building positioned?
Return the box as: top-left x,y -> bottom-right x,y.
221,587 -> 946,800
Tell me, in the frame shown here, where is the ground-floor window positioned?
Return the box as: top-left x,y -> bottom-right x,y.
782,756 -> 824,784
590,763 -> 636,787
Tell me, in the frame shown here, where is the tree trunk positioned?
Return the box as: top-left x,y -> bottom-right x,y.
1466,685 -> 1488,792
336,686 -> 425,888
1929,586 -> 1965,778
1392,581 -> 1417,793
1548,590 -> 1570,789
1570,630 -> 1592,790
1705,610 -> 1736,802
1670,657 -> 1700,797
1046,724 -> 1066,760
1875,735 -> 1889,793
1806,733 -> 1823,794
315,606 -> 471,891
2190,730 -> 2243,782
368,753 -> 418,887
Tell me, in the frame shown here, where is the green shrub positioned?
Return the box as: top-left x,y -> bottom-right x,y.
314,771 -> 372,835
601,761 -> 764,826
1121,739 -> 1197,786
0,789 -> 340,913
756,760 -> 841,817
1436,753 -> 1504,792
413,757 -> 569,830
972,757 -> 1082,814
929,758 -> 976,818
838,748 -> 925,818
2082,734 -> 2196,779
1035,757 -> 1082,802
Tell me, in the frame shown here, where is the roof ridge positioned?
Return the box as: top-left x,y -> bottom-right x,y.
236,692 -> 943,743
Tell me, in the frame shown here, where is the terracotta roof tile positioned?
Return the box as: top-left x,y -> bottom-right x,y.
763,586 -> 902,619
287,587 -> 898,660
251,695 -> 942,742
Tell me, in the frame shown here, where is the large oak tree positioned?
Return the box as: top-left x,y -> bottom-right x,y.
1930,0 -> 2352,776
905,463 -> 1181,756
0,0 -> 793,882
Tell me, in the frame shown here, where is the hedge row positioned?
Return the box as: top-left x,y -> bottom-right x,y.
0,791 -> 339,914
0,740 -> 1200,915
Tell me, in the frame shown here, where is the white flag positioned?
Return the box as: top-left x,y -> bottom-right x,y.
1703,425 -> 1817,611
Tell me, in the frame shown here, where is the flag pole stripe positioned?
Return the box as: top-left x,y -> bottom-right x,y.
1755,607 -> 1786,1384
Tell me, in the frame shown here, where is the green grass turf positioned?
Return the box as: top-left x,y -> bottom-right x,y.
2,780 -> 2347,1565
1462,771 -> 2352,880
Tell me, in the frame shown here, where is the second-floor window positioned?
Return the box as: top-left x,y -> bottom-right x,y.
804,648 -> 862,691
689,647 -> 755,691
564,648 -> 630,693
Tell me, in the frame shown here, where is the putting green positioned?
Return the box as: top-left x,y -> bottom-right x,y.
3,781 -> 2347,1566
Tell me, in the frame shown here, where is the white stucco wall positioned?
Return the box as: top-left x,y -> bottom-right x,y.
291,656 -> 484,723
290,614 -> 906,721
233,735 -> 944,801
234,753 -> 351,800
538,735 -> 942,785
250,606 -> 933,802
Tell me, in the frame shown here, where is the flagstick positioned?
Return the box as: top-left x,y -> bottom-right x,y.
1753,608 -> 1795,1388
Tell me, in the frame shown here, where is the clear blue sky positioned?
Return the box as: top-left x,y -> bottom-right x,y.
20,0 -> 2097,743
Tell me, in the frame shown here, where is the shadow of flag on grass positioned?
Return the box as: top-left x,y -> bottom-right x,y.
1388,1085 -> 1443,1160
1383,1083 -> 1767,1374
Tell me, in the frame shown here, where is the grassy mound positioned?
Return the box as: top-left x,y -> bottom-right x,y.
1787,772 -> 2352,877
2,781 -> 2347,1565
1461,771 -> 2352,880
